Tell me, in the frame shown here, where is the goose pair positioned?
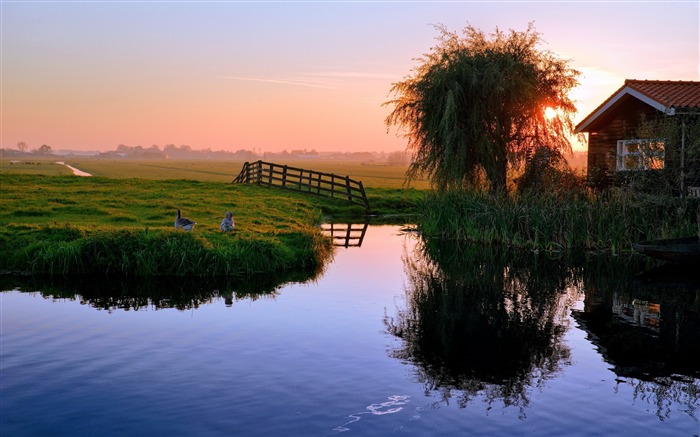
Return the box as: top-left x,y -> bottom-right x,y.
175,209 -> 196,231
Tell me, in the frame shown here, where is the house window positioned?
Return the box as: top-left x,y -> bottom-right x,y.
616,139 -> 665,171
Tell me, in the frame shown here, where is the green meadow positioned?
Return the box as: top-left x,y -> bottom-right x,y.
0,158 -> 423,277
1,157 -> 429,188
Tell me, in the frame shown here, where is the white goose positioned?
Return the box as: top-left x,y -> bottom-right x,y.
175,209 -> 196,231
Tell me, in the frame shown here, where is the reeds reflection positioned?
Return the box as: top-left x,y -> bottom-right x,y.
385,236 -> 700,417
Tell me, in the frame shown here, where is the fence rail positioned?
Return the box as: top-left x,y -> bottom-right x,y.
233,160 -> 371,211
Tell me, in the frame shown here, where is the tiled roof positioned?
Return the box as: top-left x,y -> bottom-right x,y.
575,79 -> 700,133
625,80 -> 700,109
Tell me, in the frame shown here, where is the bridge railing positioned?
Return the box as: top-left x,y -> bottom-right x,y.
233,160 -> 371,212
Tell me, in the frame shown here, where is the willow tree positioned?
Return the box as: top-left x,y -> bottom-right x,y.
385,23 -> 580,193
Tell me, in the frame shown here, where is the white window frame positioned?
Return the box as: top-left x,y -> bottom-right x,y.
616,139 -> 665,171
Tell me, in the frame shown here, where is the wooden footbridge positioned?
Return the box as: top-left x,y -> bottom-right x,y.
233,160 -> 371,212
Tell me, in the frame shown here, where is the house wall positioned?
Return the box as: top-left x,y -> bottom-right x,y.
585,98 -> 662,188
586,97 -> 660,175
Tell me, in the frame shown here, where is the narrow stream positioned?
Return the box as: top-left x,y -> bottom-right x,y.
55,161 -> 92,176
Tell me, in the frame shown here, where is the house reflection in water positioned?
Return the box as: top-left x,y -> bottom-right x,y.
574,263 -> 700,381
613,299 -> 660,331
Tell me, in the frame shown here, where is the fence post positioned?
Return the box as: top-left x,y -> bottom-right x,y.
358,180 -> 370,213
282,165 -> 288,188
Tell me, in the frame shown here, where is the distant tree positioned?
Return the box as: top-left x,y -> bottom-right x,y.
387,150 -> 408,166
385,23 -> 580,193
34,144 -> 53,154
17,141 -> 28,152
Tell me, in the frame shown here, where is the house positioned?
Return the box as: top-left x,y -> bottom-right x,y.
575,80 -> 700,192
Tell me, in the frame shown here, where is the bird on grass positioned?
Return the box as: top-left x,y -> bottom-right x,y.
175,209 -> 196,231
220,211 -> 235,232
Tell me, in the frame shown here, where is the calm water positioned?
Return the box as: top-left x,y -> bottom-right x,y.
2,225 -> 699,436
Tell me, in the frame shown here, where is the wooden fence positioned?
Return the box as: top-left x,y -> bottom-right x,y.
320,222 -> 369,248
233,160 -> 371,212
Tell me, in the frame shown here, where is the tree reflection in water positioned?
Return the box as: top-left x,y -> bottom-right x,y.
385,236 -> 700,420
385,237 -> 581,413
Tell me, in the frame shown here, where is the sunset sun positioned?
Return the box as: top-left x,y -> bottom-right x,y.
544,106 -> 557,120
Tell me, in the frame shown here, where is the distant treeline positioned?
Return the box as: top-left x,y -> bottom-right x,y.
2,143 -> 410,164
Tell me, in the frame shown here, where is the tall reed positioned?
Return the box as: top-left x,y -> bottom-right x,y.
418,189 -> 698,253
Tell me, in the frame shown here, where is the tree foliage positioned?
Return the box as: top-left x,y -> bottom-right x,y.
385,23 -> 580,192
621,114 -> 700,196
34,144 -> 53,155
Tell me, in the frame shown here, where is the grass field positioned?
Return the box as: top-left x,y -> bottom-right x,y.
0,173 -> 339,277
0,156 -> 424,277
1,159 -> 75,176
0,157 -> 430,189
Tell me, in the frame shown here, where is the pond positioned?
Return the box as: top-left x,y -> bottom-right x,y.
2,225 -> 699,436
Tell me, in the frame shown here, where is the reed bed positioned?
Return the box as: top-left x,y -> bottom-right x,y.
418,189 -> 699,253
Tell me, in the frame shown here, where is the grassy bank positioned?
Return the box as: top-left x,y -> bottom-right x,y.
418,189 -> 699,253
0,174 -> 336,277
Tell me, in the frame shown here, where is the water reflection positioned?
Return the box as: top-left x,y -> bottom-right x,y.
577,261 -> 700,379
575,261 -> 700,421
321,221 -> 369,247
386,236 -> 700,417
0,270 -> 308,312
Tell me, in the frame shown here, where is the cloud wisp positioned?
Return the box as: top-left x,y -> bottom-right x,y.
221,75 -> 336,89
222,70 -> 400,90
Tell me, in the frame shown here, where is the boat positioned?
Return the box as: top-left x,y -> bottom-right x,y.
632,236 -> 700,264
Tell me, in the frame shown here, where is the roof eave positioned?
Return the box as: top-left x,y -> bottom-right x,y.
574,86 -> 672,133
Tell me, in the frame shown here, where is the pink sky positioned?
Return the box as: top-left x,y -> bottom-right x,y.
2,2 -> 698,153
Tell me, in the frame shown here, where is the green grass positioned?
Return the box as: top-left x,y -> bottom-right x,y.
0,162 -> 424,277
0,174 -> 337,277
0,157 -> 425,278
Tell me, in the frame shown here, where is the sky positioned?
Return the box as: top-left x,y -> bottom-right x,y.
1,1 -> 698,154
